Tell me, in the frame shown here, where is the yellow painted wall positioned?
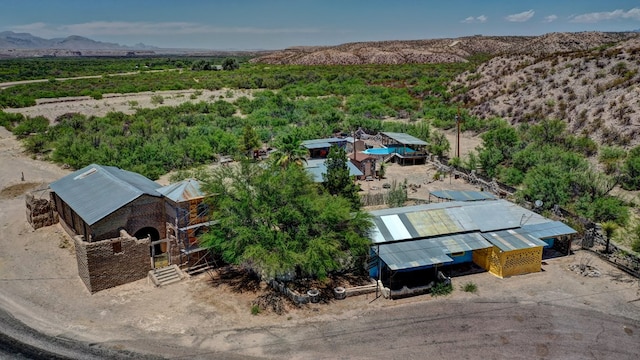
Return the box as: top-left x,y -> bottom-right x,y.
473,246 -> 543,278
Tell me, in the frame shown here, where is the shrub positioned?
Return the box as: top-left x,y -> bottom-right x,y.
251,304 -> 261,315
431,282 -> 453,297
150,94 -> 164,105
461,281 -> 478,293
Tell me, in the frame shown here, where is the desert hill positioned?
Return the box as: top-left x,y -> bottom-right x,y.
451,34 -> 640,148
250,32 -> 636,65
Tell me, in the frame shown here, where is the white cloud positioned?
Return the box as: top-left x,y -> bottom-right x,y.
11,21 -> 322,38
543,15 -> 558,23
505,10 -> 535,22
570,8 -> 640,23
461,15 -> 488,24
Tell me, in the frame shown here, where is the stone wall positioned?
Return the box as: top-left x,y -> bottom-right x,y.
74,230 -> 151,293
25,192 -> 58,230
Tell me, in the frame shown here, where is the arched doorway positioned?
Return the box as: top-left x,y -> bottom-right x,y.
134,227 -> 168,268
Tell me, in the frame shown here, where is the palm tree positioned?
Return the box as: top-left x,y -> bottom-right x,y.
272,134 -> 308,169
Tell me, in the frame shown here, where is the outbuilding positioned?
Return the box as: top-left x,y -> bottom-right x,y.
368,199 -> 576,296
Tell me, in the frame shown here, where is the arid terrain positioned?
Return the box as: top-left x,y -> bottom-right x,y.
1,94 -> 640,358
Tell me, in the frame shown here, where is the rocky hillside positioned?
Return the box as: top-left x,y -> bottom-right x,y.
451,34 -> 640,148
250,32 -> 635,65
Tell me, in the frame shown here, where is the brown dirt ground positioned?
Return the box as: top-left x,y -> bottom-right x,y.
1,96 -> 640,357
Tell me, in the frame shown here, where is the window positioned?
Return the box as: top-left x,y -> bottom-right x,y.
451,251 -> 465,257
112,241 -> 122,254
197,202 -> 209,218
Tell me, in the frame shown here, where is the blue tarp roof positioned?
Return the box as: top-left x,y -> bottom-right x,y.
50,164 -> 161,225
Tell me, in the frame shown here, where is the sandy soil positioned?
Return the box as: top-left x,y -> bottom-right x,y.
3,88 -> 255,123
1,96 -> 640,358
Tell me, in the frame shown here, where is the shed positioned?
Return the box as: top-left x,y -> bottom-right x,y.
368,199 -> 576,290
301,138 -> 347,158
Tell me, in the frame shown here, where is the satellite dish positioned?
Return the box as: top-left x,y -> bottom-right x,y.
534,200 -> 543,208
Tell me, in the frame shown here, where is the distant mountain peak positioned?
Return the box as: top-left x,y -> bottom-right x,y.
0,31 -> 155,50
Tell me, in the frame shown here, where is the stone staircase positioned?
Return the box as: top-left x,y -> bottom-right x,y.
148,265 -> 185,287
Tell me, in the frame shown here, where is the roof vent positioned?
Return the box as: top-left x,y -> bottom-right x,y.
74,167 -> 98,180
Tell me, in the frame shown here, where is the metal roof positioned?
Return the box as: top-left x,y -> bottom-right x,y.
304,159 -> 363,182
375,233 -> 492,270
49,164 -> 161,225
157,179 -> 205,203
301,138 -> 346,149
430,190 -> 497,202
380,132 -> 428,146
481,228 -> 548,251
368,199 -> 575,270
522,221 -> 577,239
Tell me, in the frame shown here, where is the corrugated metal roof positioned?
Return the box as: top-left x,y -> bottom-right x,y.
304,159 -> 363,182
157,179 -> 205,203
368,199 -> 572,270
430,190 -> 497,202
49,164 -> 161,225
381,132 -> 429,146
481,228 -> 548,251
370,206 -> 477,244
301,138 -> 346,149
375,233 -> 492,270
522,221 -> 577,239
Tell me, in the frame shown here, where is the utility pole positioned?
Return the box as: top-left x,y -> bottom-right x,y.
455,108 -> 461,158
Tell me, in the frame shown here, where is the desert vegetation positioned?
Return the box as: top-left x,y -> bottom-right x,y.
2,32 -> 640,256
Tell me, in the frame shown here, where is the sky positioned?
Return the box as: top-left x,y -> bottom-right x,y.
2,0 -> 640,50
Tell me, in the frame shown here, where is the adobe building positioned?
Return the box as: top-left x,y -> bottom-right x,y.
48,164 -> 165,292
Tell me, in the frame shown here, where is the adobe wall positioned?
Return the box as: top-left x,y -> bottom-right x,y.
91,195 -> 165,241
25,192 -> 58,230
74,230 -> 151,293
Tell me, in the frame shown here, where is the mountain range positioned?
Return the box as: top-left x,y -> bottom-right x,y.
0,31 -> 157,50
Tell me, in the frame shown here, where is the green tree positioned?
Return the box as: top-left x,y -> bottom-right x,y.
222,58 -> 240,71
323,146 -> 360,210
521,163 -> 570,209
428,130 -> 450,157
199,161 -> 373,280
240,124 -> 261,159
387,179 -> 408,208
622,145 -> 640,190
